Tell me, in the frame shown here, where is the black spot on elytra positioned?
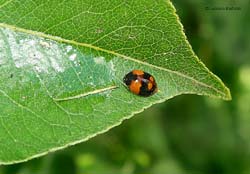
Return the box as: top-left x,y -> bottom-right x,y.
139,79 -> 157,97
139,80 -> 150,96
123,72 -> 137,85
143,72 -> 151,79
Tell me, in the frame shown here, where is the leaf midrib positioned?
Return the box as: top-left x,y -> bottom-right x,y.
0,23 -> 228,99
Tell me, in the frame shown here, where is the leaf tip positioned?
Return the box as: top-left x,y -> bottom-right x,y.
223,86 -> 232,101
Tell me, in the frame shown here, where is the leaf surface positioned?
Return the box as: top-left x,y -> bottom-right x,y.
0,0 -> 230,164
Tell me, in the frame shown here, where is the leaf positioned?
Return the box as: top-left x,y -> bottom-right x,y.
0,0 -> 231,164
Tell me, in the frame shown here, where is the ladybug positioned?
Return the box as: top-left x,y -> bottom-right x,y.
123,70 -> 157,97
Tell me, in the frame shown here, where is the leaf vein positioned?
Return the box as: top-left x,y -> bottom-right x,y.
0,89 -> 51,125
0,0 -> 14,9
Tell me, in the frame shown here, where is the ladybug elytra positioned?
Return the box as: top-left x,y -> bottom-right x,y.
123,70 -> 157,97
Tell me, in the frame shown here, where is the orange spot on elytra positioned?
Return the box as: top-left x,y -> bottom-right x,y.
132,70 -> 144,75
149,76 -> 154,82
129,80 -> 141,94
148,81 -> 153,90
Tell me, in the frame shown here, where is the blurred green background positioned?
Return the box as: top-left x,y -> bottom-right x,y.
1,0 -> 249,173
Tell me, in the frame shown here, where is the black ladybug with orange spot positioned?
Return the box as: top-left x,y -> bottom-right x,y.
123,70 -> 157,97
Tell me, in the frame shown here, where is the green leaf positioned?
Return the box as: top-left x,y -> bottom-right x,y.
0,0 -> 231,164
